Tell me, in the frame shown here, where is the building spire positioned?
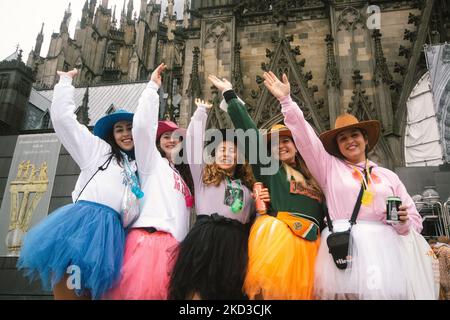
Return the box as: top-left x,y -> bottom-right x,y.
35,23 -> 45,56
183,0 -> 190,28
77,86 -> 91,125
89,0 -> 97,20
112,4 -> 117,27
60,3 -> 72,34
127,0 -> 134,21
120,0 -> 126,27
167,0 -> 174,18
90,0 -> 97,12
81,0 -> 88,26
140,0 -> 147,19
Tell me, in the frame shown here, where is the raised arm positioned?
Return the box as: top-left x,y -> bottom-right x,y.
186,99 -> 212,186
132,64 -> 165,175
208,76 -> 271,184
263,71 -> 333,188
50,70 -> 107,170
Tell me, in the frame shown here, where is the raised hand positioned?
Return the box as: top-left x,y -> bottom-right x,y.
208,75 -> 233,93
263,71 -> 291,99
195,98 -> 213,110
57,69 -> 78,79
151,63 -> 166,88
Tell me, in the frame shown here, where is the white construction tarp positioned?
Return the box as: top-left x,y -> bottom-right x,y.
425,44 -> 450,163
404,72 -> 444,166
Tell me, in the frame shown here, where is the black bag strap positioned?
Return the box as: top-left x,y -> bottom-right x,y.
75,154 -> 114,203
325,167 -> 372,233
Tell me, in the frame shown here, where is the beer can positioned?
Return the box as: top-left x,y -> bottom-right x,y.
386,196 -> 402,223
253,182 -> 267,215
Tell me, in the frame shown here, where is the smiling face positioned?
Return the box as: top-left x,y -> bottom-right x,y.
159,131 -> 181,160
215,141 -> 237,172
271,135 -> 297,167
336,128 -> 368,164
113,121 -> 134,151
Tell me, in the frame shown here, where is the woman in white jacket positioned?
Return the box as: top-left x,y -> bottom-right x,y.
17,69 -> 141,300
105,64 -> 193,300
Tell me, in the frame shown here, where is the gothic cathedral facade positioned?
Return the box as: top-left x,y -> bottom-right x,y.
26,0 -> 450,168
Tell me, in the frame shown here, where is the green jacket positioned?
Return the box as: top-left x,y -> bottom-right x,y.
225,91 -> 325,231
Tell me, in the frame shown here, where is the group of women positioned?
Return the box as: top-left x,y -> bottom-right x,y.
16,64 -> 439,300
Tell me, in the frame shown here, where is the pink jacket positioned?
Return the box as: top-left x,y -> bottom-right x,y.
280,95 -> 422,235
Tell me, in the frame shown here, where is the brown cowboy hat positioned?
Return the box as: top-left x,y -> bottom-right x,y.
319,113 -> 381,157
264,124 -> 293,142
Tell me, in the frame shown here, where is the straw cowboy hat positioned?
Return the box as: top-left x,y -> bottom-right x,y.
319,113 -> 381,157
264,124 -> 293,142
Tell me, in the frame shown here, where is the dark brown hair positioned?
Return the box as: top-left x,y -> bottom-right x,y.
104,127 -> 131,165
334,128 -> 369,160
157,136 -> 195,196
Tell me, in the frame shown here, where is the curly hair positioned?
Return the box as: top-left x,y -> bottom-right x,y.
203,162 -> 256,190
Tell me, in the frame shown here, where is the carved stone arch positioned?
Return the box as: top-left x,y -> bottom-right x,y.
75,56 -> 83,69
251,38 -> 325,132
205,85 -> 233,130
260,113 -> 284,130
206,107 -> 221,129
204,20 -> 228,49
206,106 -> 232,129
346,70 -> 395,168
337,6 -> 365,32
348,71 -> 376,121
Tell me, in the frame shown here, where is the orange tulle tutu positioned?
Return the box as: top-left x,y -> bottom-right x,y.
244,214 -> 320,300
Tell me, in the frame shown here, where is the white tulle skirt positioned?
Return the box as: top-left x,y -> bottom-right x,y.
314,220 -> 438,300
397,227 -> 440,299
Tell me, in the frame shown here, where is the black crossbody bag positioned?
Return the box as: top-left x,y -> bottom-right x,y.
325,167 -> 371,270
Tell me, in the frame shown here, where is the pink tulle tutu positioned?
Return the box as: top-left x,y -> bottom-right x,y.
104,229 -> 178,300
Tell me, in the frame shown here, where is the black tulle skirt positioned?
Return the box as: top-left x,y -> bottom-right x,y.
169,214 -> 250,300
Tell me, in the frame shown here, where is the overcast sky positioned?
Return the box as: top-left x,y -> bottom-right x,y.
0,0 -> 185,61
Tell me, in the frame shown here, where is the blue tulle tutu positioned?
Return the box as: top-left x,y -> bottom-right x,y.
17,200 -> 125,299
